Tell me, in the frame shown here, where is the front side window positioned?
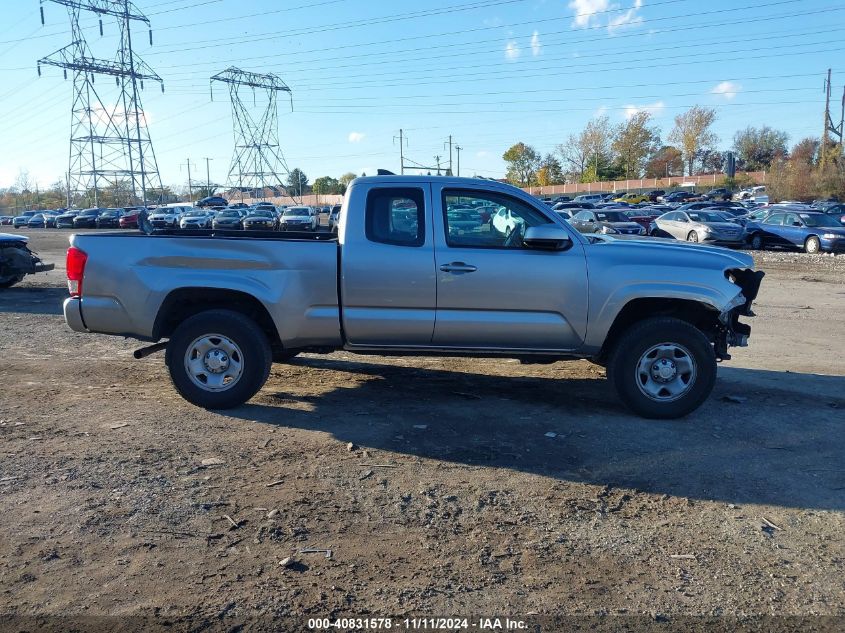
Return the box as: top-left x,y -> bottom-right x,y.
765,213 -> 785,225
443,189 -> 551,249
365,188 -> 425,246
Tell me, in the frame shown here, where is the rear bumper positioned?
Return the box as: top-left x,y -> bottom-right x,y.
63,297 -> 87,333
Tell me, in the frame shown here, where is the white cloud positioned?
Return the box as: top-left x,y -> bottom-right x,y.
348,131 -> 365,143
622,100 -> 665,119
711,81 -> 741,100
608,0 -> 643,32
476,150 -> 489,158
594,105 -> 609,118
569,0 -> 610,28
568,0 -> 644,33
504,40 -> 521,60
530,31 -> 542,56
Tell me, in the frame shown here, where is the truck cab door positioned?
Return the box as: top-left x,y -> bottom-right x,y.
431,185 -> 588,351
340,184 -> 437,346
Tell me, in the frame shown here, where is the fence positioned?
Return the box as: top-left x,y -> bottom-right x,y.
521,171 -> 767,196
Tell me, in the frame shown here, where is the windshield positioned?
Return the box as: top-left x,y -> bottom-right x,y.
595,211 -> 629,222
217,211 -> 240,218
801,214 -> 841,227
688,212 -> 726,223
248,211 -> 273,217
284,208 -> 309,216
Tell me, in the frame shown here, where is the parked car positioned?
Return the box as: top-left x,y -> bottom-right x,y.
61,174 -> 764,419
119,208 -> 141,229
95,208 -> 123,229
735,185 -> 768,204
0,232 -> 54,288
55,210 -> 80,228
329,204 -> 342,231
650,210 -> 745,245
570,209 -> 646,235
572,194 -> 604,204
624,208 -> 664,230
703,188 -> 732,201
0,216 -> 13,225
147,208 -> 187,229
27,213 -> 46,228
553,202 -> 595,212
196,196 -> 228,208
645,190 -> 665,202
43,211 -> 62,228
179,210 -> 215,230
12,211 -> 38,228
820,203 -> 845,225
228,202 -> 248,209
242,209 -> 278,231
613,192 -> 650,204
211,209 -> 245,230
278,206 -> 317,231
662,191 -> 699,204
745,211 -> 845,253
73,208 -> 104,229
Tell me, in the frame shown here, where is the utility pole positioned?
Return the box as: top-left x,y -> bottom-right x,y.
455,145 -> 462,177
202,157 -> 213,197
822,68 -> 832,165
434,155 -> 442,176
184,158 -> 194,204
393,129 -> 407,174
445,135 -> 453,175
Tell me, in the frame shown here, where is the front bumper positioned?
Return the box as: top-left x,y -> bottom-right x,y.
714,269 -> 765,360
820,237 -> 845,252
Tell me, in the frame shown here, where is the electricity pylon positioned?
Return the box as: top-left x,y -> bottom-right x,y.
38,0 -> 164,207
210,67 -> 294,201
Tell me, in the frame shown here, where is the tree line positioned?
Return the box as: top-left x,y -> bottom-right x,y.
500,105 -> 836,190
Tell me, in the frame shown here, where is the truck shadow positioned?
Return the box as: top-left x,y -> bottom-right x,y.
229,357 -> 845,511
0,286 -> 65,315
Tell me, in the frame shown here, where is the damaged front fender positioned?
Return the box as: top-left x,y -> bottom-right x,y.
715,268 -> 766,360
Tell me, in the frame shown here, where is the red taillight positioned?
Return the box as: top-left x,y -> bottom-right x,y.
66,247 -> 87,297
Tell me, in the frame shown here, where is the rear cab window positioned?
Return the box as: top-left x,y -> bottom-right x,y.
365,187 -> 425,247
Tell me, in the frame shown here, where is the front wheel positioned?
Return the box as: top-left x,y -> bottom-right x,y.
165,309 -> 272,409
804,236 -> 821,254
686,231 -> 699,243
608,317 -> 717,419
749,233 -> 764,250
0,274 -> 25,288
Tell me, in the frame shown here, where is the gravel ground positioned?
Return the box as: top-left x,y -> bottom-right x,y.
1,230 -> 843,631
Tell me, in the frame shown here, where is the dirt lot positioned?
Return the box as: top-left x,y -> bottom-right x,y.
1,230 -> 844,630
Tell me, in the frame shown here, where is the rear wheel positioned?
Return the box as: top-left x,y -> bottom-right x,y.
749,233 -> 764,250
686,231 -> 699,243
804,236 -> 821,254
608,317 -> 717,419
165,309 -> 272,409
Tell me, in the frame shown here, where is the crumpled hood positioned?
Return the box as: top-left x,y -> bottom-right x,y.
591,234 -> 755,268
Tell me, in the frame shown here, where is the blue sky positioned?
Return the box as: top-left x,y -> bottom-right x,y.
0,0 -> 841,191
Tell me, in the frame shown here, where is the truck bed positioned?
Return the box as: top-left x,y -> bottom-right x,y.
68,230 -> 342,346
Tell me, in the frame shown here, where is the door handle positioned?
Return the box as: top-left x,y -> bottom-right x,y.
439,261 -> 477,274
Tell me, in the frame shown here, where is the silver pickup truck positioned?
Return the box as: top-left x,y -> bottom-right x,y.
63,175 -> 763,419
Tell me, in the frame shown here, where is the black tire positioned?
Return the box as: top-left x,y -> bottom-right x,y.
804,236 -> 821,254
0,274 -> 24,288
164,309 -> 272,409
749,233 -> 764,250
608,317 -> 717,419
687,231 -> 699,243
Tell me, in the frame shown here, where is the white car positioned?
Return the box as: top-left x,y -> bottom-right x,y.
179,210 -> 214,229
491,206 -> 524,237
279,206 -> 318,231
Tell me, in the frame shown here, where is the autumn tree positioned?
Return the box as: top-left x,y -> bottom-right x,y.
791,137 -> 820,165
733,125 -> 789,171
644,146 -> 684,178
535,154 -> 563,186
339,172 -> 357,190
668,106 -> 718,176
502,142 -> 541,186
612,111 -> 660,179
557,132 -> 590,182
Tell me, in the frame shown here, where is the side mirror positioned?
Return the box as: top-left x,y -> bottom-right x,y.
791,221 -> 801,227
523,224 -> 573,251
587,218 -> 595,223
